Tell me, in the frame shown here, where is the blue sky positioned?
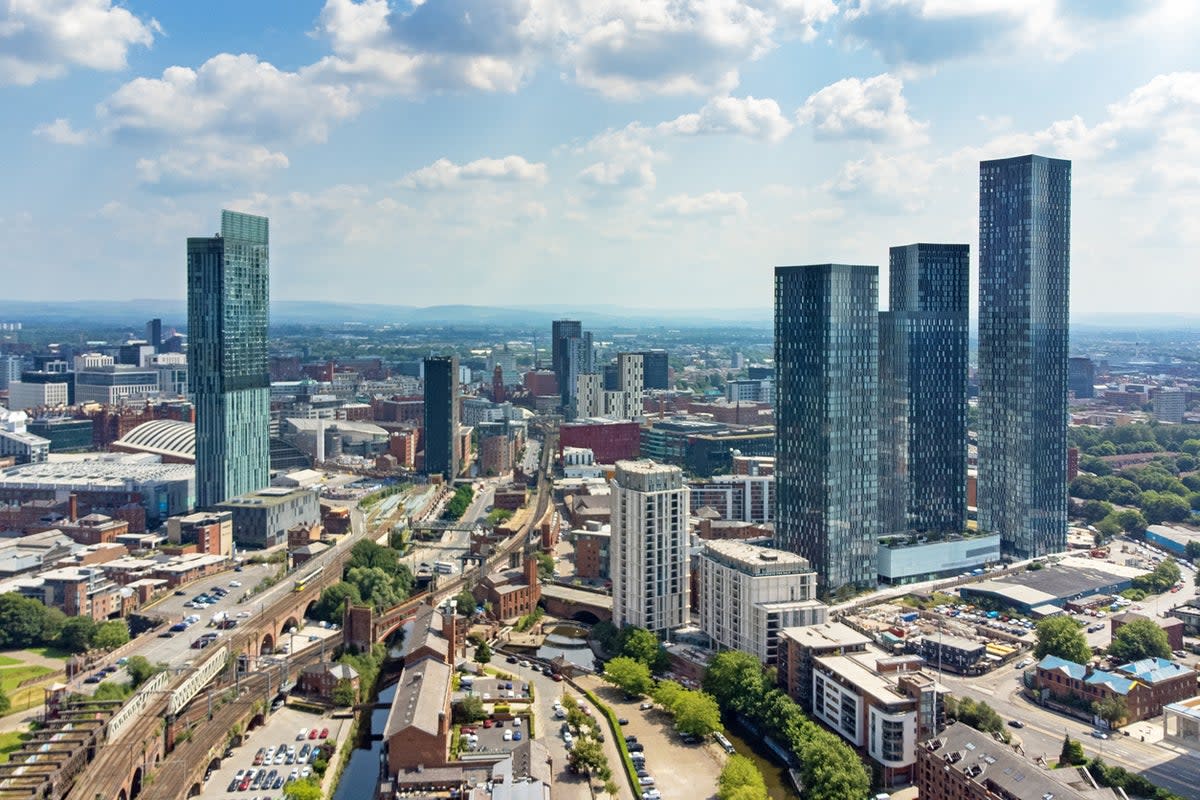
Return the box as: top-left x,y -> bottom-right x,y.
3,0 -> 1199,311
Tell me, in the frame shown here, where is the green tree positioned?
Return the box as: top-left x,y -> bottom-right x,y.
92,620 -> 129,651
0,594 -> 55,649
703,650 -> 768,716
718,755 -> 768,800
1092,695 -> 1128,728
283,778 -> 323,800
0,687 -> 10,715
1140,491 -> 1192,524
621,627 -> 668,673
566,735 -> 608,776
602,656 -> 653,697
476,641 -> 491,664
651,679 -> 685,710
453,694 -> 486,723
1035,616 -> 1092,664
1060,735 -> 1086,766
125,655 -> 164,688
331,679 -> 357,707
454,589 -> 477,616
1108,618 -> 1172,663
344,565 -> 413,610
348,539 -> 400,572
535,552 -> 555,582
312,582 -> 362,623
946,696 -> 1010,743
1114,509 -> 1148,536
57,616 -> 97,653
1079,500 -> 1114,524
671,690 -> 723,736
603,779 -> 619,799
794,726 -> 872,800
92,681 -> 134,702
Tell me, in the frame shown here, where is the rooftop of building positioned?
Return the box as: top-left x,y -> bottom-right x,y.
217,487 -> 315,509
700,539 -> 812,574
1117,657 -> 1193,684
111,419 -> 196,461
923,721 -> 1121,800
0,453 -> 193,487
1038,654 -> 1089,680
1147,524 -> 1200,545
963,558 -> 1143,607
814,647 -> 927,707
1165,694 -> 1200,720
284,418 -> 389,437
780,621 -> 870,650
383,657 -> 452,740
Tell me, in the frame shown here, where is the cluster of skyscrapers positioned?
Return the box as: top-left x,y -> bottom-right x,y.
775,154 -> 1071,593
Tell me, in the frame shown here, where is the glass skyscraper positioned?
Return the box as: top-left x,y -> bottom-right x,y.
775,264 -> 879,592
879,244 -> 969,537
978,155 -> 1071,559
187,210 -> 271,509
423,355 -> 460,478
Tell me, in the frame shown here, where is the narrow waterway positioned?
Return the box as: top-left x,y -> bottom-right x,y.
721,720 -> 802,800
331,681 -> 396,800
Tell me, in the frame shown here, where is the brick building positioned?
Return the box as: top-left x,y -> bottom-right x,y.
573,524 -> 610,580
299,662 -> 360,702
559,419 -> 640,464
476,557 -> 541,621
1111,611 -> 1184,652
1035,655 -> 1198,723
167,511 -> 233,556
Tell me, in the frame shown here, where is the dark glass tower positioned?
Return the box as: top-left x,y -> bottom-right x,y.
879,244 -> 969,537
775,264 -> 879,592
638,350 -> 670,390
551,319 -> 581,405
978,155 -> 1071,559
187,210 -> 270,509
423,355 -> 460,478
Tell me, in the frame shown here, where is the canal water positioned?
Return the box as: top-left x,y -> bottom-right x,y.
331,681 -> 395,800
535,624 -> 596,670
721,721 -> 802,800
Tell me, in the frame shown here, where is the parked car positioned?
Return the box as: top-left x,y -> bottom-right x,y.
618,718 -> 629,725
640,701 -> 653,710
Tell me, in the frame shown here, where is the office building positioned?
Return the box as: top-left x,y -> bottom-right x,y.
774,264 -> 879,591
1154,388 -> 1186,424
74,364 -> 162,405
0,355 -> 21,391
561,334 -> 594,412
145,318 -> 163,352
575,372 -> 605,419
638,349 -> 669,390
1068,356 -> 1095,399
551,319 -> 582,405
610,460 -> 689,635
697,539 -> 825,664
7,379 -> 69,411
978,155 -> 1071,559
688,474 -> 774,523
26,417 -> 93,453
215,487 -> 320,549
0,409 -> 49,464
422,356 -> 460,478
188,210 -> 271,508
879,244 -> 969,538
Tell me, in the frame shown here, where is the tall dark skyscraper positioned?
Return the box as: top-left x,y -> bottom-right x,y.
1068,357 -> 1095,399
423,355 -> 460,478
775,264 -> 879,592
978,155 -> 1071,559
879,244 -> 969,537
637,350 -> 670,390
187,210 -> 270,508
551,320 -> 580,386
145,318 -> 162,352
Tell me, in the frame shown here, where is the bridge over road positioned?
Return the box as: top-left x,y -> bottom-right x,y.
540,583 -> 612,625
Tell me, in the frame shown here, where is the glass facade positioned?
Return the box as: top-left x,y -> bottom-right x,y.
774,264 -> 879,592
187,210 -> 271,509
879,244 -> 969,537
978,155 -> 1071,558
422,356 -> 460,478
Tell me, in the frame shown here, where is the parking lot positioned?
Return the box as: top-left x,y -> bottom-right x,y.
583,676 -> 725,800
195,704 -> 349,798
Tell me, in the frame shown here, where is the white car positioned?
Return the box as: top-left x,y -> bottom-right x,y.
513,718 -> 521,727
297,728 -> 308,741
229,580 -> 242,587
503,729 -> 513,742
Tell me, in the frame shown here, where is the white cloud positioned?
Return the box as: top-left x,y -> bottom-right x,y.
796,73 -> 927,145
399,156 -> 549,190
577,126 -> 660,192
33,118 -> 90,145
658,95 -> 793,142
0,0 -> 157,86
135,144 -> 291,186
657,190 -> 748,217
838,0 -> 1146,67
315,0 -> 836,100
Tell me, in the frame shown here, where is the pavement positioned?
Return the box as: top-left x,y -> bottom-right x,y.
578,674 -> 725,800
192,703 -> 350,799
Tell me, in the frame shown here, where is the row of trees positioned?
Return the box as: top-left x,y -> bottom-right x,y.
602,656 -> 723,736
0,594 -> 129,653
1068,423 -> 1200,457
703,651 -> 871,800
311,540 -> 416,622
717,755 -> 768,800
443,484 -> 475,521
1036,610 -> 1173,666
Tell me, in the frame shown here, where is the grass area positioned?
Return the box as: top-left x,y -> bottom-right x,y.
0,657 -> 21,668
26,646 -> 72,661
1,665 -> 56,714
0,731 -> 32,764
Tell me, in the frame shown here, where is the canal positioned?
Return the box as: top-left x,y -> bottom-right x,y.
535,623 -> 596,670
722,720 -> 802,800
331,681 -> 396,800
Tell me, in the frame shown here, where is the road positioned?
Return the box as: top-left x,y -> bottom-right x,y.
939,661 -> 1200,799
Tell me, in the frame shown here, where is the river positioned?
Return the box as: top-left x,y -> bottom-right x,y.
331,681 -> 395,800
721,720 -> 802,800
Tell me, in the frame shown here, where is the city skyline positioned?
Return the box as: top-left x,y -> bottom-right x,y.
3,2 -> 1199,311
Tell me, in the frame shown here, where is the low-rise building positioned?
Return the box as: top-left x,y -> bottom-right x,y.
697,539 -> 825,665
777,622 -> 871,712
573,524 -> 610,580
876,534 -> 1002,585
298,662 -> 360,701
0,409 -> 50,464
1035,654 -> 1198,723
911,634 -> 987,675
382,657 -> 452,774
1110,611 -> 1184,652
166,511 -> 233,556
918,721 -> 1121,800
476,558 -> 541,621
35,565 -> 123,620
215,487 -> 320,549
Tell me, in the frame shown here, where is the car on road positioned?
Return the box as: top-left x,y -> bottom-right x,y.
1091,730 -> 1108,739
1007,720 -> 1025,728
